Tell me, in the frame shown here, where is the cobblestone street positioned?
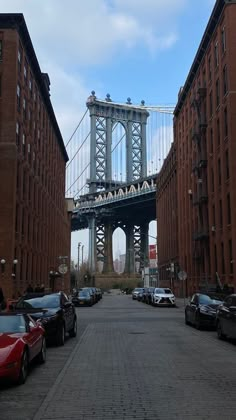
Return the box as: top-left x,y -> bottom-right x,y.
1,292 -> 236,419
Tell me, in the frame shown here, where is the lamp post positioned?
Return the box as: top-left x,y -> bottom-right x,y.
77,242 -> 81,288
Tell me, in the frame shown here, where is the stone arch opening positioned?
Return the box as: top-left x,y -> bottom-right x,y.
112,227 -> 126,274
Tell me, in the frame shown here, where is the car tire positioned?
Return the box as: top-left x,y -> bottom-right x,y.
18,349 -> 29,385
37,337 -> 46,364
69,318 -> 77,338
217,321 -> 226,340
56,323 -> 65,346
195,313 -> 202,330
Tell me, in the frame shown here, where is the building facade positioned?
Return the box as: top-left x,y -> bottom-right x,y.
173,0 -> 236,294
156,144 -> 179,293
0,14 -> 71,299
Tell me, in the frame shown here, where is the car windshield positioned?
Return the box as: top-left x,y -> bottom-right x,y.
199,295 -> 222,305
134,288 -> 142,292
155,288 -> 172,294
0,315 -> 26,333
16,294 -> 60,309
79,291 -> 89,297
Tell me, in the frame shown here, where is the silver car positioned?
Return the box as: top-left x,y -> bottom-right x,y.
152,288 -> 176,306
132,288 -> 144,300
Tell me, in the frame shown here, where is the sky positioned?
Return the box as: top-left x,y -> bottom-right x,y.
0,0 -> 216,262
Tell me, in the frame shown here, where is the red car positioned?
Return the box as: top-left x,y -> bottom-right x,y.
0,312 -> 46,384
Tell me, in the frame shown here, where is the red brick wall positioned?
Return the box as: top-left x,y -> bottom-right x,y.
0,20 -> 71,299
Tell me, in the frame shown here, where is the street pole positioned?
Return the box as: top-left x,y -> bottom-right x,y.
82,245 -> 84,265
77,242 -> 81,288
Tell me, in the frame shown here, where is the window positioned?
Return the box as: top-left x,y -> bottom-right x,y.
0,74 -> 2,97
209,91 -> 213,117
217,118 -> 220,146
211,169 -> 214,192
225,149 -> 229,179
216,79 -> 220,107
212,205 -> 215,227
208,56 -> 212,81
219,199 -> 223,228
23,98 -> 26,120
0,40 -> 2,61
227,193 -> 231,225
210,127 -> 213,153
16,84 -> 21,109
221,242 -> 225,274
218,158 -> 221,186
223,66 -> 228,95
16,122 -> 20,146
214,42 -> 219,67
224,107 -> 228,138
221,27 -> 226,53
22,133 -> 26,156
214,244 -> 217,271
229,240 -> 233,274
18,46 -> 22,73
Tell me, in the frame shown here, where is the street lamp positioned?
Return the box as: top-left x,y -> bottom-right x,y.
77,242 -> 82,287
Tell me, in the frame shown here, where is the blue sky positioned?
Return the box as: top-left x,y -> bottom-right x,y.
0,0 -> 216,261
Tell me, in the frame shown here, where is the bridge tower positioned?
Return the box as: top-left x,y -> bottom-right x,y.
86,91 -> 150,277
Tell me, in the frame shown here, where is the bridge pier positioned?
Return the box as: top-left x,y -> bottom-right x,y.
140,222 -> 149,268
124,223 -> 135,274
88,216 -> 97,273
103,222 -> 114,273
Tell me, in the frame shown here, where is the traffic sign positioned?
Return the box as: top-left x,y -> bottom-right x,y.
178,270 -> 187,281
58,264 -> 68,275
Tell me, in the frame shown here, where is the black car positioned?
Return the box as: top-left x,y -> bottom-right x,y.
185,293 -> 223,329
72,290 -> 93,307
216,294 -> 236,340
14,292 -> 77,346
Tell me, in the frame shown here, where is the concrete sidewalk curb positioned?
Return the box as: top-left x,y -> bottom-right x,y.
32,326 -> 88,420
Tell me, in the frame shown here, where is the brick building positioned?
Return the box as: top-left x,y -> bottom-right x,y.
0,14 -> 71,299
157,0 -> 236,295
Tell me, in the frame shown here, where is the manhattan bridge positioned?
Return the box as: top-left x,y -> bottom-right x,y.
65,91 -> 174,279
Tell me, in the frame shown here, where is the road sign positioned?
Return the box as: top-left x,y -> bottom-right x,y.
58,264 -> 68,275
178,270 -> 187,281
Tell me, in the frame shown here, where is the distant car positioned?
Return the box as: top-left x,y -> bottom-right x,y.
0,313 -> 46,384
137,288 -> 145,301
72,290 -> 93,306
132,288 -> 143,300
216,294 -> 236,340
185,293 -> 223,329
14,292 -> 77,346
152,288 -> 176,307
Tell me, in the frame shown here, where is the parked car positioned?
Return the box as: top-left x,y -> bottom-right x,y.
146,287 -> 155,304
216,294 -> 236,340
0,312 -> 46,384
13,292 -> 77,346
185,293 -> 223,329
132,288 -> 143,300
72,290 -> 93,306
152,288 -> 176,306
137,288 -> 145,301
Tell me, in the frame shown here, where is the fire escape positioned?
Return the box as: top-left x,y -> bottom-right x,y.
191,87 -> 210,286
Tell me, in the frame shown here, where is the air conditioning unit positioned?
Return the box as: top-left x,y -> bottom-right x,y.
188,189 -> 192,195
211,226 -> 216,232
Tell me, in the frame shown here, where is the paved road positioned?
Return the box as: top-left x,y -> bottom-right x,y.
1,292 -> 236,419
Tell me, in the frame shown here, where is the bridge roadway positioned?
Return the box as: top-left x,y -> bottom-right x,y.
1,292 -> 236,419
72,175 -> 157,231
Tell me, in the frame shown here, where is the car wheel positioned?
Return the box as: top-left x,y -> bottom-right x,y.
217,321 -> 226,340
18,349 -> 29,385
195,313 -> 202,330
56,323 -> 65,346
37,337 -> 46,364
69,318 -> 77,338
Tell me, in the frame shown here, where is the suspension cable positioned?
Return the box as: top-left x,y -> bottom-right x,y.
65,109 -> 88,148
66,131 -> 91,169
65,162 -> 90,194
